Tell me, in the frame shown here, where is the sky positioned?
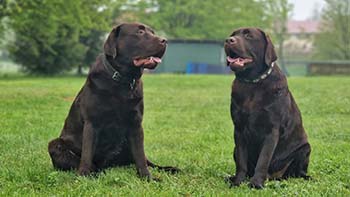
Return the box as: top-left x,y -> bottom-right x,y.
288,0 -> 326,20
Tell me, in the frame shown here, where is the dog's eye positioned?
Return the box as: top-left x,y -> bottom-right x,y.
138,30 -> 145,35
244,33 -> 252,39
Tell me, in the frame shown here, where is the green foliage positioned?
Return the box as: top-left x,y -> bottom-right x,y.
115,0 -> 295,41
264,0 -> 292,33
7,0 -> 111,74
0,75 -> 350,195
79,30 -> 105,71
0,0 -> 9,43
264,0 -> 293,75
0,0 -> 9,21
314,0 -> 350,60
120,0 -> 270,40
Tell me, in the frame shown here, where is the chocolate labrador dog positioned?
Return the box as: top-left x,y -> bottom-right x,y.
48,23 -> 179,180
224,28 -> 311,188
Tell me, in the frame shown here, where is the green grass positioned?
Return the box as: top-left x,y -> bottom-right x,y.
0,74 -> 349,196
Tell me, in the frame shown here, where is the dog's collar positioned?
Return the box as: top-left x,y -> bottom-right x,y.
102,54 -> 137,90
237,62 -> 276,83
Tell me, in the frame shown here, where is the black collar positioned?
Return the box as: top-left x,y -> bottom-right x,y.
101,54 -> 137,90
236,62 -> 276,83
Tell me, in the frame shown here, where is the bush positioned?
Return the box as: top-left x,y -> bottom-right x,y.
7,0 -> 111,75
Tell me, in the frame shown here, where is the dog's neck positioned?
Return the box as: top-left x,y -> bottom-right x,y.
235,62 -> 275,83
101,54 -> 143,90
105,55 -> 143,79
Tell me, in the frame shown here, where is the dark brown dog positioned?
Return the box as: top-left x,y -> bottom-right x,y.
48,23 -> 179,180
224,28 -> 311,188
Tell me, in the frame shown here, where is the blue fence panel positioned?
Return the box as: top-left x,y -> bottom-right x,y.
186,62 -> 231,74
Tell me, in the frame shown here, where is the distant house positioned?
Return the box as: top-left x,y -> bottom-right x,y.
287,20 -> 320,38
284,20 -> 321,57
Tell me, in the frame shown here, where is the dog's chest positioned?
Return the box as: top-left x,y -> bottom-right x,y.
230,87 -> 274,131
107,95 -> 143,122
232,91 -> 264,113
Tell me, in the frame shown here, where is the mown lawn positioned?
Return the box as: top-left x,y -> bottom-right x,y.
0,74 -> 349,196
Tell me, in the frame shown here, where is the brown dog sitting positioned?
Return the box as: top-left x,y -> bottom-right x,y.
224,28 -> 311,189
48,23 -> 179,180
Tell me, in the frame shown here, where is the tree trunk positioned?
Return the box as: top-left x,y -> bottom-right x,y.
278,37 -> 289,76
77,64 -> 83,75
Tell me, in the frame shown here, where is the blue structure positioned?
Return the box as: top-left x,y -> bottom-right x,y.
156,39 -> 227,74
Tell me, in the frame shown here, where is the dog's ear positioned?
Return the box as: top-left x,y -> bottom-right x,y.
104,24 -> 122,59
258,29 -> 277,66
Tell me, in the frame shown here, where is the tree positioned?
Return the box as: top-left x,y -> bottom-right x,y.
74,0 -> 113,75
0,0 -> 7,27
120,0 -> 270,40
264,0 -> 293,76
0,0 -> 9,45
77,30 -> 105,74
7,0 -> 111,74
314,0 -> 350,60
310,2 -> 322,21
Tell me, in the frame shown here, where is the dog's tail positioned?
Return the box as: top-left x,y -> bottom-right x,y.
146,159 -> 180,174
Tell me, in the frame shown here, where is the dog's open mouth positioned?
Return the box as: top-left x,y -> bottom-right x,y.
133,56 -> 162,69
226,56 -> 253,67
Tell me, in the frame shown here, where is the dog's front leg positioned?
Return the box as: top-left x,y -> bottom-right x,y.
228,130 -> 248,187
129,126 -> 152,180
78,122 -> 96,176
250,128 -> 279,189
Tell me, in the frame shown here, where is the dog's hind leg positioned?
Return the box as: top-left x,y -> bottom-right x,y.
283,143 -> 311,179
48,138 -> 80,171
268,160 -> 293,180
146,159 -> 180,174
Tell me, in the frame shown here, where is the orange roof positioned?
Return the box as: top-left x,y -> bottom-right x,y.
287,20 -> 320,34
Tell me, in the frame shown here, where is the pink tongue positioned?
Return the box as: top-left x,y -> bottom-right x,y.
226,56 -> 252,67
133,56 -> 162,67
151,57 -> 162,63
227,56 -> 236,63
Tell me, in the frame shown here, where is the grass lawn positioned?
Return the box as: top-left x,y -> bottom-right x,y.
0,74 -> 349,196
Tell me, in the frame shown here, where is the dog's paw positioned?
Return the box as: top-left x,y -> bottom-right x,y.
302,175 -> 312,180
138,169 -> 160,182
249,177 -> 265,189
77,166 -> 93,176
140,174 -> 161,182
225,175 -> 245,187
303,176 -> 312,181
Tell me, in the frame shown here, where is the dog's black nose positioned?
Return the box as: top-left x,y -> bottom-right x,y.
226,37 -> 236,44
160,38 -> 167,44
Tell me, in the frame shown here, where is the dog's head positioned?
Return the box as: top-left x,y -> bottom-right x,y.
104,22 -> 167,69
224,27 -> 277,72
